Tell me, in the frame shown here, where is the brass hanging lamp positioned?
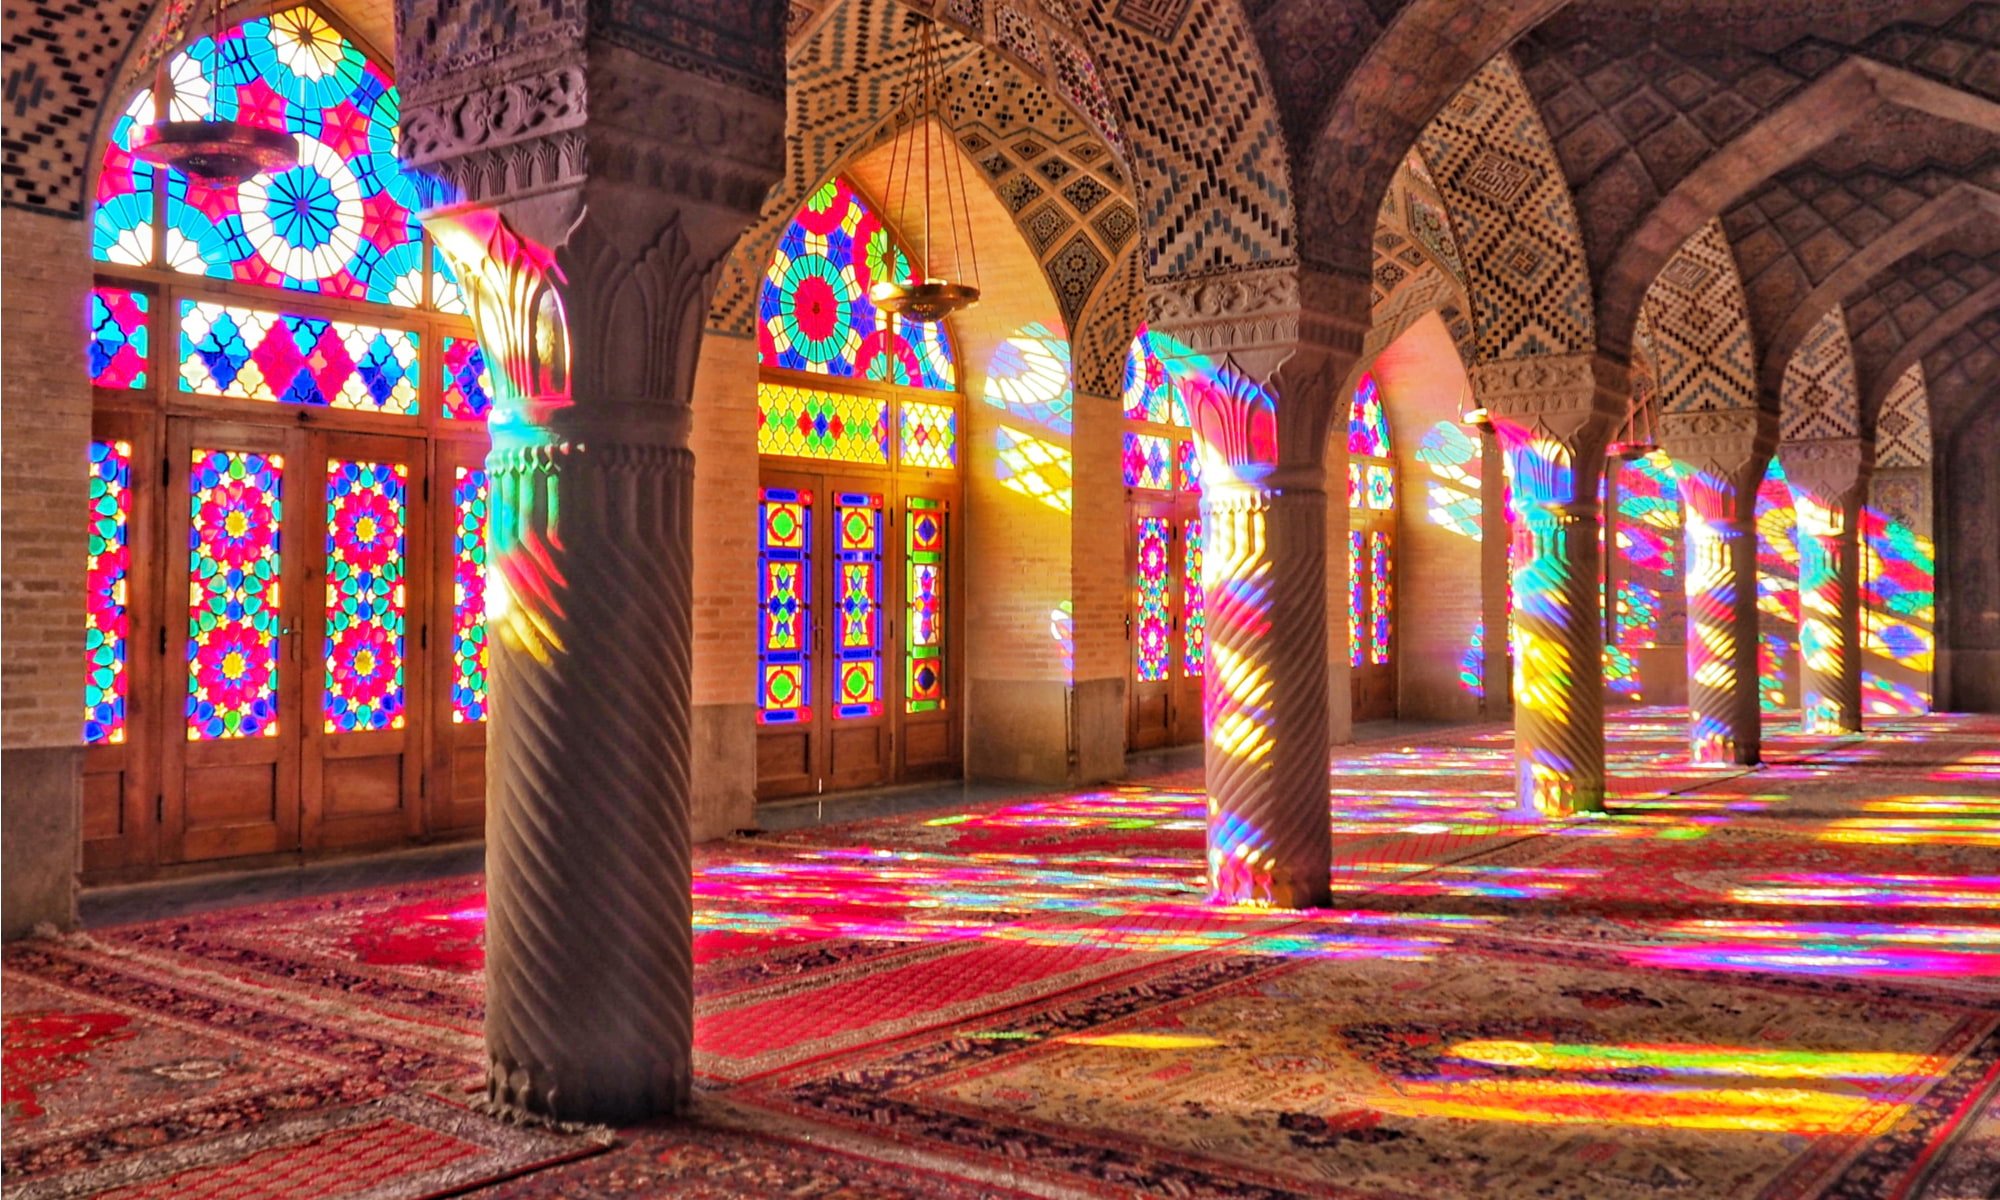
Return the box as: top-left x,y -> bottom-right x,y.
1607,387 -> 1660,461
134,0 -> 298,185
869,19 -> 981,322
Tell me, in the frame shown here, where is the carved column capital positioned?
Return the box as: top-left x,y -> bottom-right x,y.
1472,352 -> 1625,451
1660,408 -> 1776,525
1779,437 -> 1873,512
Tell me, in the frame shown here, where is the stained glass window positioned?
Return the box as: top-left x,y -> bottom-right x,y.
89,288 -> 150,389
1370,530 -> 1393,665
757,177 -> 955,391
1177,440 -> 1203,494
1121,323 -> 1188,426
899,400 -> 958,469
323,460 -> 406,732
187,449 -> 283,740
1613,452 -> 1682,649
441,337 -> 494,421
180,299 -> 420,414
834,494 -> 885,719
758,487 -> 812,724
1135,516 -> 1172,682
452,468 -> 488,724
95,89 -> 155,266
1348,373 -> 1390,458
1123,432 -> 1174,490
1366,463 -> 1395,510
1183,516 -> 1205,678
757,382 -> 888,464
143,9 -> 426,305
906,497 -> 947,713
1349,530 -> 1366,668
86,440 -> 132,745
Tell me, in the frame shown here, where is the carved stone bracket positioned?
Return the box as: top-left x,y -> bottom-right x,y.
1779,437 -> 1873,510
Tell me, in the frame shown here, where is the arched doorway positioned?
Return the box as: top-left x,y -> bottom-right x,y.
82,6 -> 489,877
1120,323 -> 1202,751
751,177 -> 964,798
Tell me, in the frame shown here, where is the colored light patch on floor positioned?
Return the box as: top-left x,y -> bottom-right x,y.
1444,1040 -> 1936,1081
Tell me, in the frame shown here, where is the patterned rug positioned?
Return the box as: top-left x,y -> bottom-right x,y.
6,707 -> 1998,1198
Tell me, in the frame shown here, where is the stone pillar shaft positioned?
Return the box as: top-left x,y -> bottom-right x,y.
1201,481 -> 1332,906
1475,354 -> 1622,818
1663,412 -> 1771,766
1782,439 -> 1870,734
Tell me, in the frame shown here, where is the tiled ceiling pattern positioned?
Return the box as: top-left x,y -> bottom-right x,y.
1511,1 -> 1997,350
1875,362 -> 1934,468
1843,243 -> 2000,425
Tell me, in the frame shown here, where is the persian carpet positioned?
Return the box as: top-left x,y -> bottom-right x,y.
5,707 -> 1998,1198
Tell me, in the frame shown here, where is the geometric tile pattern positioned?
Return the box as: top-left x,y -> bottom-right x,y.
1639,220 -> 1757,413
1512,5 -> 1995,352
1874,362 -> 1931,469
1416,54 -> 1595,362
0,0 -> 152,214
1780,308 -> 1860,442
1842,245 -> 2000,425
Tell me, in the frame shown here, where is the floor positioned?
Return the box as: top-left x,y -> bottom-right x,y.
7,708 -> 1998,1199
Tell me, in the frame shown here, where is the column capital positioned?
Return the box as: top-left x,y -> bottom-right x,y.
1471,351 -> 1625,458
400,38 -> 784,249
1660,408 -> 1776,524
1779,437 -> 1873,510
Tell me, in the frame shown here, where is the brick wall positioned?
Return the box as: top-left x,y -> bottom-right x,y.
3,208 -> 93,750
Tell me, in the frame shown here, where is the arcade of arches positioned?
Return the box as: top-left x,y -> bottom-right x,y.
3,0 -> 1999,1195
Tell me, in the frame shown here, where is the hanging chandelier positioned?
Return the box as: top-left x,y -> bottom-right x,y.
1607,387 -> 1660,461
133,0 -> 298,185
869,19 -> 981,323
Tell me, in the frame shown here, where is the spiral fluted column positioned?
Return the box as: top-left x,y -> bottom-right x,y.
1662,412 -> 1771,765
1782,439 -> 1870,735
1476,354 -> 1622,819
1201,480 -> 1332,907
482,441 -> 697,1119
400,21 -> 784,1120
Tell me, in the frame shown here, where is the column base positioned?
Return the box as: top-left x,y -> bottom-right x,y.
1209,858 -> 1332,910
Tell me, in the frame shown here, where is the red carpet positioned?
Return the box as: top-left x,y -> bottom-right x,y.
5,708 -> 1998,1197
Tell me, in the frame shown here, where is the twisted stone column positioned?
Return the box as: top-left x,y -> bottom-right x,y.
1476,355 -> 1621,818
1201,479 -> 1332,907
1663,411 -> 1771,765
401,23 -> 783,1116
1783,439 -> 1870,734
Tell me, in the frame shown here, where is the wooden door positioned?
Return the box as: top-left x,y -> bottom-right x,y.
82,410 -> 161,874
302,431 -> 427,851
1351,520 -> 1397,721
1170,504 -> 1205,745
754,473 -> 897,798
1128,501 -> 1178,751
896,486 -> 960,780
163,420 -> 304,863
426,437 -> 489,835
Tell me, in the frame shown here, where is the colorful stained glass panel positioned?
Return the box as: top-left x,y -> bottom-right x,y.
187,449 -> 283,740
1348,461 -> 1364,509
835,493 -> 884,719
1366,463 -> 1395,510
1349,530 -> 1366,667
1135,516 -> 1171,682
1177,439 -> 1203,494
441,336 -> 494,420
86,440 -> 132,745
758,488 -> 812,724
1183,516 -> 1205,679
90,288 -> 151,389
180,299 -> 420,414
93,88 -> 156,266
1370,530 -> 1393,665
158,9 -> 424,306
323,460 -> 406,732
1120,323 -> 1188,426
1123,432 -> 1173,490
899,400 -> 958,469
452,467 -> 488,723
906,497 -> 947,713
757,382 -> 888,464
757,177 -> 955,391
1349,373 -> 1390,458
